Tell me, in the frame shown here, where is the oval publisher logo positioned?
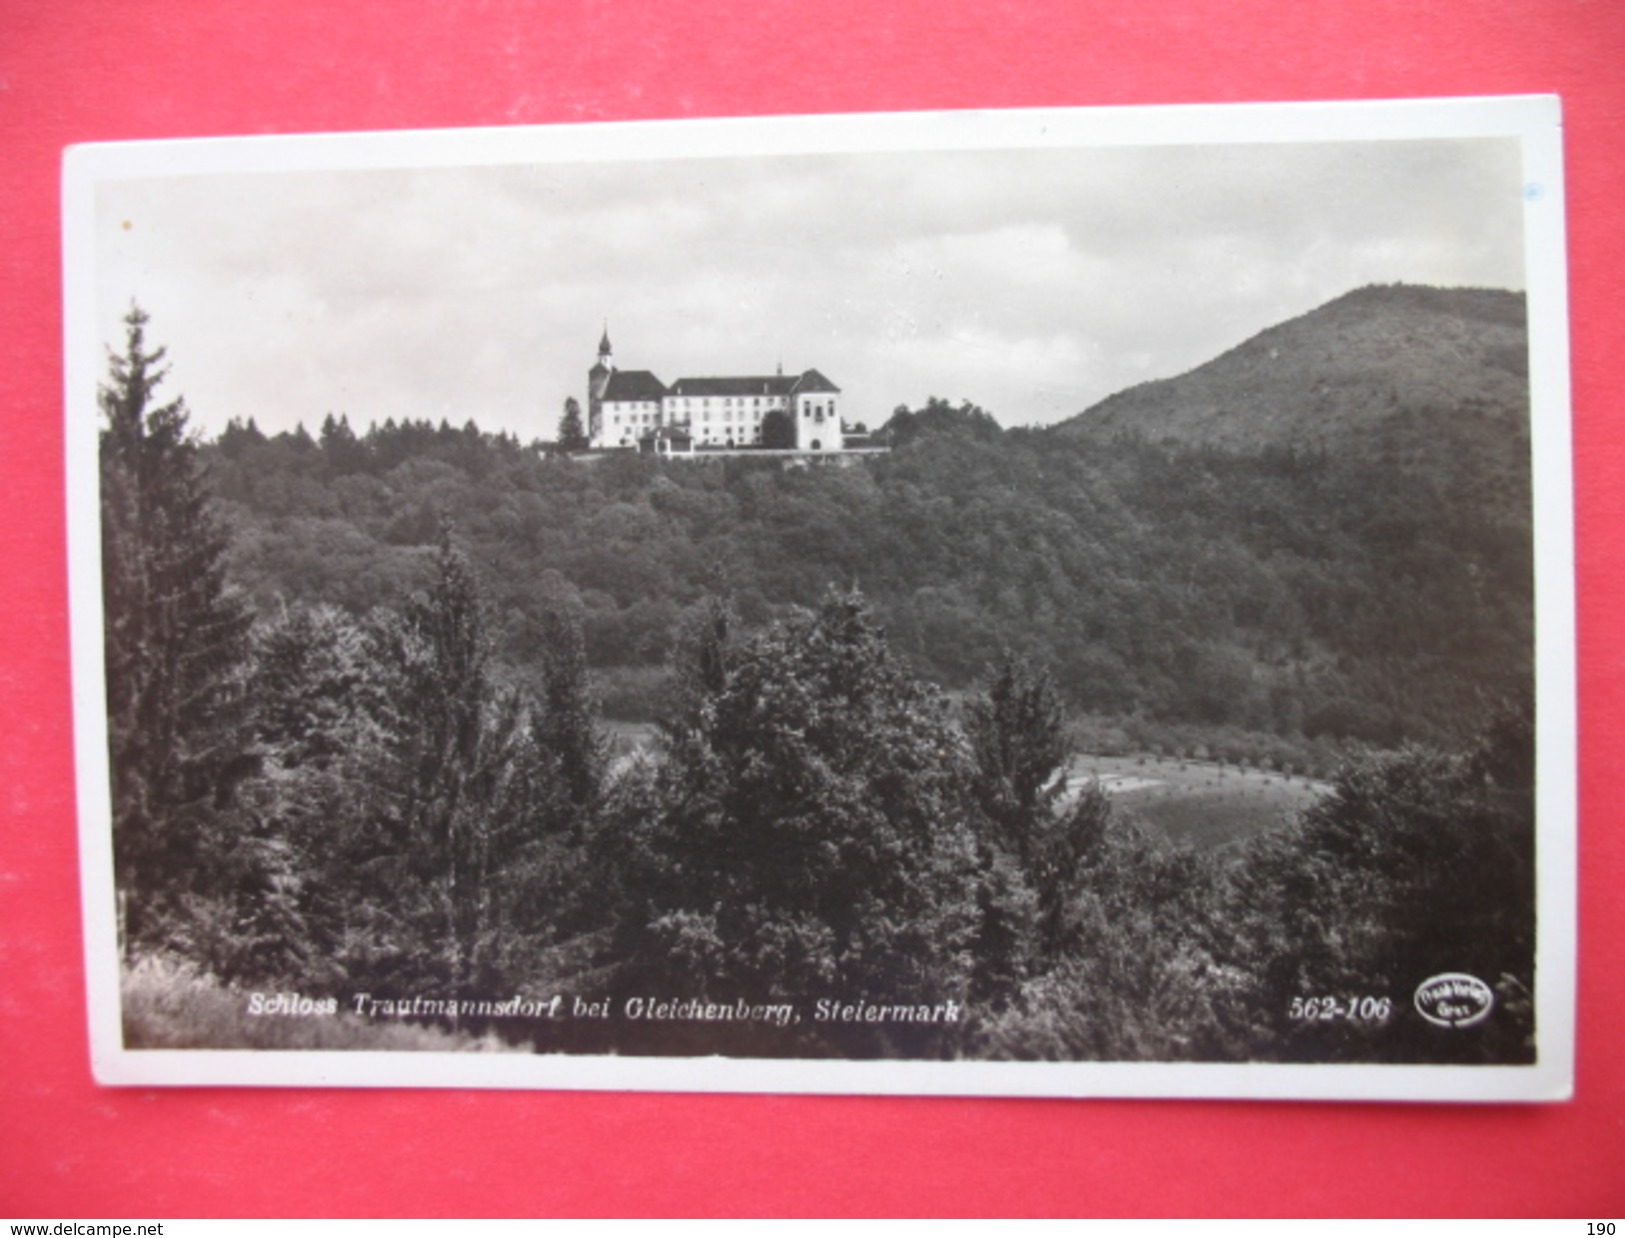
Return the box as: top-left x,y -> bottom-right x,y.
1414,973 -> 1495,1029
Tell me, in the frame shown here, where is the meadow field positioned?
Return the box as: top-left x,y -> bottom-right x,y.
1067,754 -> 1329,849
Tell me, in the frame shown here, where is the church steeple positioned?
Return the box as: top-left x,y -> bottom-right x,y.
589,323 -> 614,398
587,324 -> 614,446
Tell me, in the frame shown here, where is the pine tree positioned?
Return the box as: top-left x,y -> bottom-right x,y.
966,653 -> 1110,964
99,305 -> 253,950
967,652 -> 1068,867
659,594 -> 737,743
374,530 -> 491,1003
557,397 -> 588,452
250,605 -> 380,772
235,603 -> 388,984
318,411 -> 366,473
355,528 -> 566,1004
533,609 -> 607,833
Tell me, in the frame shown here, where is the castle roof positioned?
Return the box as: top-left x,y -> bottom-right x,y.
600,370 -> 668,401
670,374 -> 798,398
669,369 -> 840,398
790,368 -> 841,395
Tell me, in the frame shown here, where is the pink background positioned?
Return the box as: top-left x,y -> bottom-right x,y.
3,0 -> 1621,1217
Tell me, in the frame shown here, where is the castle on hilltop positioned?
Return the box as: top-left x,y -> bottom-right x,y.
587,329 -> 846,455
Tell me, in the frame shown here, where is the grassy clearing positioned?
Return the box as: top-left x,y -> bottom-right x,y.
1068,753 -> 1328,849
601,718 -> 658,755
120,954 -> 523,1052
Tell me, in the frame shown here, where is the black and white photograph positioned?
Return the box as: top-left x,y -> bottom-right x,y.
64,98 -> 1575,1100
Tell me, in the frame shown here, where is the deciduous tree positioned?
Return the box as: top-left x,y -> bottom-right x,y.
760,408 -> 795,449
613,590 -> 981,1037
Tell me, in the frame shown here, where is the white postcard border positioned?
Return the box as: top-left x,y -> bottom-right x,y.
64,95 -> 1575,1101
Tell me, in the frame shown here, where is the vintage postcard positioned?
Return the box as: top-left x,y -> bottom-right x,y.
64,97 -> 1574,1100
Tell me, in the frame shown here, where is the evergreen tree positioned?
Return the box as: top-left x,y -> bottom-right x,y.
965,652 -> 1111,982
99,306 -> 254,950
232,604 -> 388,984
369,530 -> 494,1004
238,586 -> 577,1000
557,397 -> 588,452
533,608 -> 607,833
319,412 -> 366,473
659,594 -> 738,742
217,416 -> 266,459
967,652 -> 1068,866
352,529 -> 579,1004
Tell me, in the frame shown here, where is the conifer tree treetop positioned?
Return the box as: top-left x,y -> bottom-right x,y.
99,305 -> 253,949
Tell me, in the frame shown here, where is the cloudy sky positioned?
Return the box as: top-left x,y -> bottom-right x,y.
92,132 -> 1525,440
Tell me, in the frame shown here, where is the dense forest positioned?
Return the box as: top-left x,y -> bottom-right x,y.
203,387 -> 1531,772
103,289 -> 1538,1064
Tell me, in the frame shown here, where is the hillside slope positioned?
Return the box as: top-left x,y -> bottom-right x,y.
1056,284 -> 1529,472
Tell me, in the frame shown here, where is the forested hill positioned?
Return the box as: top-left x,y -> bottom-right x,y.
204,372 -> 1532,769
1056,284 -> 1529,483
